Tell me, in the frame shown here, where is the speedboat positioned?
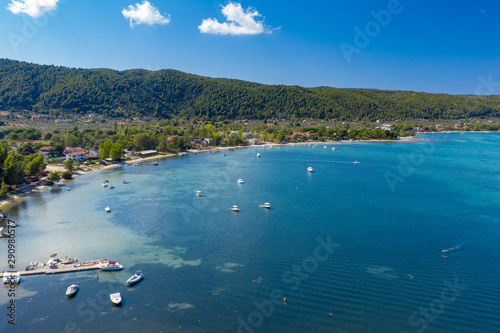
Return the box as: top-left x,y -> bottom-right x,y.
307,167 -> 314,172
126,270 -> 144,285
105,207 -> 111,212
66,284 -> 79,297
237,179 -> 244,184
257,153 -> 261,158
110,292 -> 122,306
231,205 -> 240,212
259,202 -> 271,209
122,180 -> 130,184
2,272 -> 20,284
353,161 -> 360,164
196,191 -> 203,197
100,261 -> 123,271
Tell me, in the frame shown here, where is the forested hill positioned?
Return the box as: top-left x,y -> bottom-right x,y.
1,58 -> 500,121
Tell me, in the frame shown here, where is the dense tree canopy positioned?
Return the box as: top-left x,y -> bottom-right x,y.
2,58 -> 500,121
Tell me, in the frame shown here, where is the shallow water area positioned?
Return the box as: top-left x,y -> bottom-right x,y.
0,133 -> 499,332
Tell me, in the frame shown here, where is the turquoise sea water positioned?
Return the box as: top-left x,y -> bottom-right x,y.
1,133 -> 499,332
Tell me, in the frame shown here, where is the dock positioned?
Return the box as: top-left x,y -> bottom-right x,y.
1,259 -> 109,278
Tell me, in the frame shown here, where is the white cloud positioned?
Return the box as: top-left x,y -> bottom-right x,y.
199,2 -> 271,36
122,1 -> 170,28
7,0 -> 59,17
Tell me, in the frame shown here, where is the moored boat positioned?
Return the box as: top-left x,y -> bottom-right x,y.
110,292 -> 122,306
231,205 -> 240,212
100,261 -> 123,271
259,202 -> 271,209
126,270 -> 144,285
2,272 -> 20,284
105,207 -> 111,212
237,179 -> 244,184
196,191 -> 203,197
307,167 -> 314,172
66,284 -> 79,297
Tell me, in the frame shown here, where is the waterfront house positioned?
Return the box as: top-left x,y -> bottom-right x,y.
38,146 -> 54,158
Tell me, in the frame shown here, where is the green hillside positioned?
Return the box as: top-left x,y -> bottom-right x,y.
1,58 -> 499,120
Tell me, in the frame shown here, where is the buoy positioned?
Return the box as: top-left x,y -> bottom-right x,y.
283,298 -> 287,303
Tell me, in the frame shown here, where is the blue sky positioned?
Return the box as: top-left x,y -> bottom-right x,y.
0,0 -> 499,94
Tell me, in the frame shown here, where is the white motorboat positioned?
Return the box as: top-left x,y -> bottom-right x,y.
126,270 -> 144,285
353,161 -> 360,164
332,147 -> 335,150
259,202 -> 271,209
196,191 -> 203,197
3,272 -> 20,284
307,167 -> 314,172
102,182 -> 108,188
105,207 -> 111,212
66,284 -> 79,297
110,292 -> 122,306
237,179 -> 244,184
100,261 -> 123,271
257,153 -> 261,158
324,146 -> 327,148
231,205 -> 240,212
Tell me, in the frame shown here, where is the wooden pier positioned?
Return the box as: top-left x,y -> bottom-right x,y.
1,259 -> 108,278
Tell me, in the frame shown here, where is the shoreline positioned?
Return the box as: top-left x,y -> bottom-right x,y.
0,131 -> 495,210
0,153 -> 177,210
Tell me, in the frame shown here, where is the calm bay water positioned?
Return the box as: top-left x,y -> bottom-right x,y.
1,133 -> 499,332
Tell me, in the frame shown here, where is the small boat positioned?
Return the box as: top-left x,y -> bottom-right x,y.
196,191 -> 203,197
324,146 -> 327,148
105,207 -> 111,212
104,179 -> 109,183
102,183 -> 108,188
2,272 -> 20,284
66,284 -> 79,297
153,162 -> 158,166
110,292 -> 122,306
109,185 -> 115,189
237,179 -> 244,184
66,187 -> 71,191
126,270 -> 144,285
49,264 -> 59,269
231,205 -> 240,212
307,167 -> 314,173
353,161 -> 360,164
259,202 -> 271,209
0,212 -> 6,219
460,132 -> 465,135
257,153 -> 261,158
100,261 -> 123,271
332,147 -> 335,150
122,180 -> 130,184
49,188 -> 53,192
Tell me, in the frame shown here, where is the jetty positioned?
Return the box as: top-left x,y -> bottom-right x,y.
1,258 -> 110,278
